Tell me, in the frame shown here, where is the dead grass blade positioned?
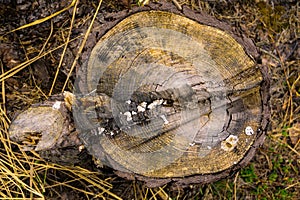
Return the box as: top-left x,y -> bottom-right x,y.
0,36 -> 81,83
7,0 -> 77,34
0,127 -> 121,199
0,0 -> 123,196
270,136 -> 300,157
61,0 -> 104,92
49,0 -> 79,96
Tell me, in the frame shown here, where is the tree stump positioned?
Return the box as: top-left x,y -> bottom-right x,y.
9,3 -> 270,187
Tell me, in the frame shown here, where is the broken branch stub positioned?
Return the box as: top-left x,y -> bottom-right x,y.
73,10 -> 269,186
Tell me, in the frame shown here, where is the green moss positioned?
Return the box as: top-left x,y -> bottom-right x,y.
268,172 -> 278,182
211,180 -> 233,199
275,188 -> 293,200
272,155 -> 283,170
241,164 -> 258,183
281,126 -> 290,137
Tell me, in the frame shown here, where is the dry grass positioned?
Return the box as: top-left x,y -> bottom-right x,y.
0,0 -> 121,199
0,0 -> 299,199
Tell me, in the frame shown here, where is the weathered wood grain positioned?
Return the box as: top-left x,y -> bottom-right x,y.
74,11 -> 264,179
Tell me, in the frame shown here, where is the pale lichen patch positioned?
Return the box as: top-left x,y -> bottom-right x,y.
221,135 -> 239,151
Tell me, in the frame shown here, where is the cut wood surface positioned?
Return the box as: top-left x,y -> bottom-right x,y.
73,10 -> 266,180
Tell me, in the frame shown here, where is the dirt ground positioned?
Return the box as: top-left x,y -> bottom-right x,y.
0,0 -> 299,199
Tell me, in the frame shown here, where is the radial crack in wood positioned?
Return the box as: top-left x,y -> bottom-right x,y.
73,10 -> 268,184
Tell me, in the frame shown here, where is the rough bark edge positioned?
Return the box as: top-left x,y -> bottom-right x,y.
93,1 -> 260,60
77,1 -> 270,188
77,1 -> 260,92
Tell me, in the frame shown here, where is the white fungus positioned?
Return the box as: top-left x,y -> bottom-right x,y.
160,115 -> 169,125
137,102 -> 147,112
78,145 -> 85,152
189,142 -> 195,146
227,135 -> 238,143
147,102 -> 157,110
131,111 -> 137,115
125,100 -> 131,104
123,111 -> 132,121
245,126 -> 254,135
147,99 -> 164,110
52,101 -> 61,110
98,127 -> 105,135
140,102 -> 147,108
137,105 -> 146,112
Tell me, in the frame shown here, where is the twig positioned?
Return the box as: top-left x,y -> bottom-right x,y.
38,21 -> 54,57
270,136 -> 300,157
172,0 -> 182,11
7,0 -> 77,34
233,171 -> 239,200
0,36 -> 81,83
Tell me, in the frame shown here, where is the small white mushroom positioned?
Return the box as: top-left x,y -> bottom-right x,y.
125,100 -> 131,104
137,102 -> 147,112
245,126 -> 254,135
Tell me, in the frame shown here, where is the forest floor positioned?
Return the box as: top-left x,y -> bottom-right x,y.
0,0 -> 299,199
